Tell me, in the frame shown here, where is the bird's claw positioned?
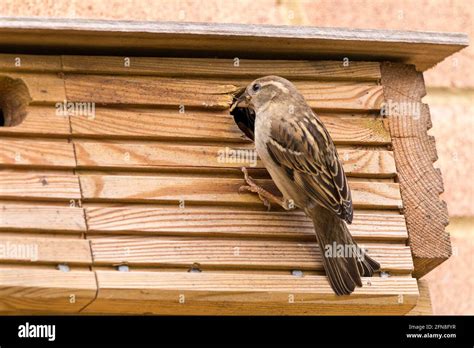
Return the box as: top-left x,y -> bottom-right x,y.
241,167 -> 254,184
259,194 -> 272,211
240,167 -> 259,190
238,185 -> 252,194
239,168 -> 272,211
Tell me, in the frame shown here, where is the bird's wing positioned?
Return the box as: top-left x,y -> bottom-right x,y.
266,111 -> 353,223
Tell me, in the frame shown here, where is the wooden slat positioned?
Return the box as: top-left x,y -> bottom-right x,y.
320,115 -> 390,145
70,107 -> 390,145
79,175 -> 403,209
90,236 -> 413,273
1,72 -> 66,104
407,279 -> 433,315
74,141 -> 396,177
0,267 -> 97,313
0,236 -> 92,265
294,81 -> 383,111
0,139 -> 76,169
71,107 -> 242,141
64,74 -> 235,110
0,54 -> 62,72
0,172 -> 81,201
84,271 -> 418,315
85,208 -> 408,241
0,205 -> 86,232
62,56 -> 381,81
0,105 -> 71,137
64,75 -> 383,111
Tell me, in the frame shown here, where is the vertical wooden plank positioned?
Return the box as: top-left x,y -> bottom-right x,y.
381,62 -> 450,278
407,279 -> 433,315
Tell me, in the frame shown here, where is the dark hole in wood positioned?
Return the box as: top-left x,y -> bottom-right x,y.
0,75 -> 32,127
230,90 -> 255,141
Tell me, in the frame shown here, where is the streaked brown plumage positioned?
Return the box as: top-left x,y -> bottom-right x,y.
232,76 -> 380,295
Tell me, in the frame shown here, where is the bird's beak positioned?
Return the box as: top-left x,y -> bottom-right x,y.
230,89 -> 251,111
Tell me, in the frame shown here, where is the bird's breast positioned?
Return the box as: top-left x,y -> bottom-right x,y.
254,112 -> 303,206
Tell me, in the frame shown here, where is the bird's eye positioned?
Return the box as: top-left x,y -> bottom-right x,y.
252,83 -> 261,92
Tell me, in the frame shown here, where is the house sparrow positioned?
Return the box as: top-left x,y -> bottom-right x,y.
231,76 -> 380,295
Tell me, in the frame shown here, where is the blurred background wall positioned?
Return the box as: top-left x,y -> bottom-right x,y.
0,0 -> 472,314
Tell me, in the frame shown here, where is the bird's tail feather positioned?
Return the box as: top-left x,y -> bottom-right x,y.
306,206 -> 380,295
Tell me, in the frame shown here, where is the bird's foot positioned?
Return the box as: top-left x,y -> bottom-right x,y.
239,167 -> 294,211
239,184 -> 272,211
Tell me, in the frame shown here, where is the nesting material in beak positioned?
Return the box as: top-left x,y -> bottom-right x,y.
229,87 -> 256,141
230,88 -> 250,111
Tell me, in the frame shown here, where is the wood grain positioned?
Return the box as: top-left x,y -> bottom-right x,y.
0,53 -> 381,81
0,105 -> 71,137
381,63 -> 450,278
79,175 -> 403,209
0,139 -> 75,169
0,172 -> 81,201
0,205 -> 86,233
0,236 -> 92,265
90,236 -> 413,273
295,81 -> 383,111
84,271 -> 418,315
0,267 -> 96,313
64,74 -> 236,110
0,72 -> 66,104
62,55 -> 381,80
317,114 -> 390,145
85,207 -> 408,241
70,107 -> 390,145
0,54 -> 62,72
407,279 -> 433,315
64,74 -> 383,111
74,141 -> 396,177
71,107 -> 243,141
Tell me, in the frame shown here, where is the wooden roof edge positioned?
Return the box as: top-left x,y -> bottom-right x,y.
0,17 -> 469,45
0,17 -> 469,71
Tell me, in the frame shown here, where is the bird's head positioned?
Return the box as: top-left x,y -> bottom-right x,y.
231,75 -> 300,112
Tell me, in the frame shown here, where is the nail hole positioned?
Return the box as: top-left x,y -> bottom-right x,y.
57,264 -> 70,272
117,265 -> 130,272
188,262 -> 202,273
291,270 -> 304,277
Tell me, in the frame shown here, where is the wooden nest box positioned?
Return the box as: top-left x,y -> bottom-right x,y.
0,18 -> 468,315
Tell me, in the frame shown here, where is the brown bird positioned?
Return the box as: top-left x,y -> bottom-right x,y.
231,76 -> 380,295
